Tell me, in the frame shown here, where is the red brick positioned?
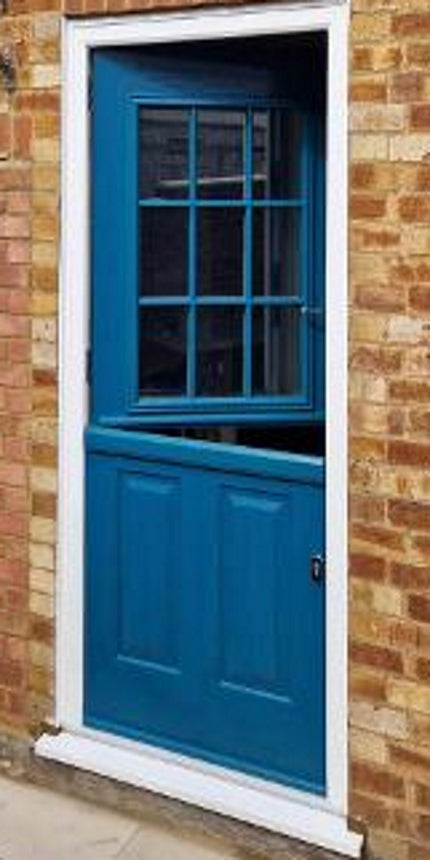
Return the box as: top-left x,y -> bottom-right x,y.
391,72 -> 425,102
350,641 -> 403,673
391,563 -> 430,591
352,761 -> 405,800
411,105 -> 430,132
0,117 -> 11,160
392,15 -> 430,37
388,441 -> 430,468
410,286 -> 430,312
409,595 -> 430,624
389,500 -> 430,532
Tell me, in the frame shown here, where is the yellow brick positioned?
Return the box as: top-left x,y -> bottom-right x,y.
372,584 -> 403,617
349,105 -> 406,133
387,315 -> 425,344
350,702 -> 408,740
350,372 -> 387,404
32,318 -> 56,343
31,242 -> 58,267
31,466 -> 57,494
30,567 -> 54,595
31,64 -> 60,89
29,542 -> 54,572
387,679 -> 430,716
31,418 -> 57,446
350,727 -> 388,764
29,591 -> 54,619
30,517 -> 55,544
351,13 -> 391,42
367,832 -> 408,860
350,134 -> 389,161
350,312 -> 389,343
32,139 -> 60,165
32,342 -> 56,371
33,165 -> 59,193
401,226 -> 430,255
31,292 -> 58,316
390,134 -> 430,162
350,581 -> 403,617
30,641 -> 54,669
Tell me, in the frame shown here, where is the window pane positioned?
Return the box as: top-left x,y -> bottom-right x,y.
197,110 -> 245,199
197,307 -> 243,396
197,208 -> 244,295
140,208 -> 188,297
139,108 -> 189,199
253,207 -> 301,297
139,308 -> 187,396
252,307 -> 301,396
253,110 -> 303,200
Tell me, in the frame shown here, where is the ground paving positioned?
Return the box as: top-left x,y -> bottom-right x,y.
0,775 -> 349,860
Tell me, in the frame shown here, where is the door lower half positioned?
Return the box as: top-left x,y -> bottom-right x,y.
85,40 -> 327,796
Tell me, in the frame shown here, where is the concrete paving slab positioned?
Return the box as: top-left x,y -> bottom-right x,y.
118,824 -> 237,860
0,776 -> 138,860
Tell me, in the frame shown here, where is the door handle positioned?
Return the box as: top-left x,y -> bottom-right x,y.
310,554 -> 325,584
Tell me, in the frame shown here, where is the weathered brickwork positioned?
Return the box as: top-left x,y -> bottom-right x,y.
350,2 -> 430,857
0,0 -> 429,857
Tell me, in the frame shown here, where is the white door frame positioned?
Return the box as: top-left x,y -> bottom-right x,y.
35,4 -> 361,856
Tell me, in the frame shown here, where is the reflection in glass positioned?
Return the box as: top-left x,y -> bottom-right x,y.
140,208 -> 188,297
139,308 -> 187,396
139,108 -> 189,199
253,307 -> 301,396
253,110 -> 302,199
197,307 -> 243,396
253,207 -> 300,297
198,110 -> 245,199
198,208 -> 243,295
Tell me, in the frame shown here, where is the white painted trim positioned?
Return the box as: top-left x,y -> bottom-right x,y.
35,731 -> 362,858
50,3 -> 357,855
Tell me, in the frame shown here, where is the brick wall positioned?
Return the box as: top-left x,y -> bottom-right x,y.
0,0 -> 430,857
349,4 -> 430,858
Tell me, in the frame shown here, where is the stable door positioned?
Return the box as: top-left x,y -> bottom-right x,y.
85,42 -> 326,796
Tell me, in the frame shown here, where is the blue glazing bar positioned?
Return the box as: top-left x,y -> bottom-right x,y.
137,295 -> 305,308
132,96 -> 295,109
187,107 -> 197,397
138,198 -> 305,208
300,112 -> 311,404
243,107 -> 253,397
138,296 -> 190,307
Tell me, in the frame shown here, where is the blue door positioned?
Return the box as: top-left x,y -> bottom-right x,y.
86,43 -> 326,795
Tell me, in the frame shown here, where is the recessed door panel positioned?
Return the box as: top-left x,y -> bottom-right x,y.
118,470 -> 181,669
217,486 -> 287,694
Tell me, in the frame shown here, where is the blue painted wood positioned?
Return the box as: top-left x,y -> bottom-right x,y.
87,45 -> 326,794
91,50 -> 324,424
85,432 -> 325,793
86,426 -> 323,484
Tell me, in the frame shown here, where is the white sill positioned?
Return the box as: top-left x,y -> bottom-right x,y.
35,730 -> 363,858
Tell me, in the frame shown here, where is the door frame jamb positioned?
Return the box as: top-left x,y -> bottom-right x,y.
35,4 -> 360,856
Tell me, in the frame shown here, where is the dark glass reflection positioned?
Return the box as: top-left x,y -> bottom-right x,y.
253,207 -> 300,297
253,110 -> 303,199
140,108 -> 189,199
197,307 -> 243,396
197,110 -> 245,199
252,307 -> 301,396
197,208 -> 243,295
139,308 -> 187,396
140,207 -> 188,296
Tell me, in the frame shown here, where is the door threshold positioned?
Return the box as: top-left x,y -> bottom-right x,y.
35,729 -> 362,858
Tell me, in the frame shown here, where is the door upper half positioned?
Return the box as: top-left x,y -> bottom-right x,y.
90,39 -> 326,426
